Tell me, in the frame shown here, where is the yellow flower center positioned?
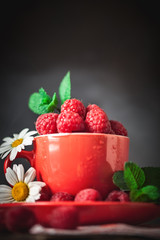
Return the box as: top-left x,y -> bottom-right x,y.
11,138 -> 23,148
11,182 -> 29,202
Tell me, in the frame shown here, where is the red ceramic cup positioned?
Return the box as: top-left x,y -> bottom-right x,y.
4,133 -> 129,198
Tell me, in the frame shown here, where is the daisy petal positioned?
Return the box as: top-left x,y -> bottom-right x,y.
10,148 -> 18,161
1,149 -> 11,159
24,131 -> 37,138
5,167 -> 18,186
18,128 -> 29,139
0,197 -> 15,203
29,186 -> 41,196
0,192 -> 12,197
0,185 -> 13,203
0,142 -> 12,147
16,164 -> 25,182
13,134 -> 19,138
2,137 -> 14,143
0,185 -> 12,192
33,193 -> 41,201
25,195 -> 35,203
0,145 -> 12,153
21,144 -> 25,150
16,145 -> 22,152
28,181 -> 46,188
24,167 -> 36,184
23,137 -> 34,146
13,164 -> 18,173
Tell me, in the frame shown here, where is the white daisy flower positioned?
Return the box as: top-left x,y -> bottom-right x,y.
0,128 -> 37,161
0,164 -> 46,203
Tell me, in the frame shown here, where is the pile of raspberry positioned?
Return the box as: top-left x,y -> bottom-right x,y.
36,98 -> 128,136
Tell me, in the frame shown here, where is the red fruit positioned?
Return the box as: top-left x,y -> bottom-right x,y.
85,108 -> 111,133
0,209 -> 8,232
5,206 -> 37,232
61,98 -> 86,119
74,188 -> 102,202
86,104 -> 102,112
36,113 -> 59,135
37,186 -> 52,201
105,190 -> 130,202
49,206 -> 79,229
108,128 -> 115,134
50,192 -> 74,202
57,111 -> 85,133
110,120 -> 128,136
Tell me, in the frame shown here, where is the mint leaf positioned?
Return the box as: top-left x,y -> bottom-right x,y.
113,171 -> 130,191
142,167 -> 160,189
59,71 -> 71,105
28,92 -> 48,114
124,162 -> 145,190
28,88 -> 53,114
130,185 -> 160,202
39,88 -> 51,104
47,92 -> 58,112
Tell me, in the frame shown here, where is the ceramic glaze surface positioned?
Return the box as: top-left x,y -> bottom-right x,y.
1,202 -> 160,226
4,133 -> 129,198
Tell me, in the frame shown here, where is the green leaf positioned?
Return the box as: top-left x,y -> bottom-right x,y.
47,92 -> 58,112
142,167 -> 160,189
59,71 -> 71,105
124,162 -> 145,190
113,171 -> 130,191
28,88 -> 53,115
130,185 -> 160,202
39,88 -> 51,104
28,93 -> 47,114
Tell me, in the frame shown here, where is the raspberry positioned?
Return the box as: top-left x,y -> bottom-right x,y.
5,206 -> 37,232
0,209 -> 8,232
61,99 -> 86,119
49,206 -> 79,229
110,120 -> 128,136
50,192 -> 74,202
57,111 -> 85,133
74,188 -> 102,202
108,128 -> 115,134
85,108 -> 111,133
36,113 -> 59,135
86,104 -> 102,112
105,190 -> 130,202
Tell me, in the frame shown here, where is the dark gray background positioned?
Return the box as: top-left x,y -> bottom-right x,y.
0,0 -> 160,184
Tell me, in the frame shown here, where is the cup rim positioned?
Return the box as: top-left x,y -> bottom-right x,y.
34,132 -> 129,139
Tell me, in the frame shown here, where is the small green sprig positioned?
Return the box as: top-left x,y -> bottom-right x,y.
113,162 -> 160,203
59,71 -> 71,105
28,71 -> 71,115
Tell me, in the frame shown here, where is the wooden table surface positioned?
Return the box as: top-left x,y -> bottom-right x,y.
1,219 -> 160,240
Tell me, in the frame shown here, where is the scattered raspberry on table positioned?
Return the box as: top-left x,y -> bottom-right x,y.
105,190 -> 130,202
50,192 -> 74,201
49,206 -> 79,229
5,206 -> 37,232
74,188 -> 102,201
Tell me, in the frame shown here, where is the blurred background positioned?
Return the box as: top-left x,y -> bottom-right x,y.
0,0 -> 159,184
